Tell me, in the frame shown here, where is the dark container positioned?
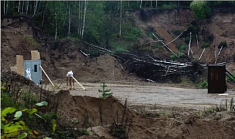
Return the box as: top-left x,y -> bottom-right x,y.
208,64 -> 227,93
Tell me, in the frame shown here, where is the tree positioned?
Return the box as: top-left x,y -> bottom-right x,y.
190,1 -> 211,20
81,0 -> 87,39
32,0 -> 38,17
140,0 -> 142,9
3,0 -> 6,15
119,0 -> 122,37
68,1 -> 71,36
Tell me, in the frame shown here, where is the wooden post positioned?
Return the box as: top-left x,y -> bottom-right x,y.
71,76 -> 86,90
40,65 -> 55,87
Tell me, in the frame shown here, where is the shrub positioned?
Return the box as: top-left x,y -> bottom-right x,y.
1,85 -> 18,109
201,42 -> 211,48
1,101 -> 52,139
187,24 -> 199,34
177,52 -> 185,58
196,81 -> 208,89
218,41 -> 227,49
177,44 -> 187,51
152,44 -> 160,49
190,1 -> 211,20
170,53 -> 176,61
123,28 -> 143,41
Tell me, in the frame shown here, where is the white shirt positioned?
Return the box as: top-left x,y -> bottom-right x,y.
66,71 -> 73,77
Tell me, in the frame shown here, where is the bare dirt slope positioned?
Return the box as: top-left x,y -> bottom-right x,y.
134,9 -> 235,64
1,18 -> 140,84
52,90 -> 235,139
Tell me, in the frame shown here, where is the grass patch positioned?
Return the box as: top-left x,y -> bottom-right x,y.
195,81 -> 208,89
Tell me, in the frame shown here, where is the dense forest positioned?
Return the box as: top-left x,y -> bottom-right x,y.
1,1 -> 235,51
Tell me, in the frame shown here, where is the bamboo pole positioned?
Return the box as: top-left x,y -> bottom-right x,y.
151,32 -> 178,57
71,76 -> 86,90
40,65 -> 55,87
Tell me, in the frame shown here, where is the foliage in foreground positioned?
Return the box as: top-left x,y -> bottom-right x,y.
1,101 -> 51,139
1,83 -> 89,139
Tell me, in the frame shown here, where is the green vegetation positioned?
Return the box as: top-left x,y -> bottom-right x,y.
201,42 -> 211,48
1,82 -> 89,139
227,72 -> 235,82
123,27 -> 143,41
1,86 -> 18,109
195,97 -> 234,119
185,37 -> 190,44
187,25 -> 199,34
195,81 -> 208,89
2,1 -> 234,52
99,82 -> 113,98
111,42 -> 131,53
190,1 -> 211,19
161,3 -> 177,9
109,99 -> 129,138
23,34 -> 41,49
218,41 -> 227,48
1,102 -> 51,138
177,44 -> 187,51
170,52 -> 185,61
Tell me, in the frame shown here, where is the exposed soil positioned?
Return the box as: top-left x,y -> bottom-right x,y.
135,9 -> 235,63
1,10 -> 235,139
50,90 -> 235,139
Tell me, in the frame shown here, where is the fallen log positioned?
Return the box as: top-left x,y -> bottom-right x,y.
82,41 -> 112,53
215,46 -> 223,64
79,50 -> 90,57
151,32 -> 178,58
199,48 -> 206,60
113,51 -> 205,82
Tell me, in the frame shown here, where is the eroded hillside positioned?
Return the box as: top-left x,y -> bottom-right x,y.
134,8 -> 235,64
1,9 -> 235,82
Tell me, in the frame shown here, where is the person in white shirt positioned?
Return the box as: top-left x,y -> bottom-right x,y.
66,71 -> 74,90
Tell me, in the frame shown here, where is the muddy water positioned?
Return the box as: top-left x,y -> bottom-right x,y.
50,82 -> 235,110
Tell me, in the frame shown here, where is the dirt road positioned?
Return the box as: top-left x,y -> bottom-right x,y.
49,82 -> 235,110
